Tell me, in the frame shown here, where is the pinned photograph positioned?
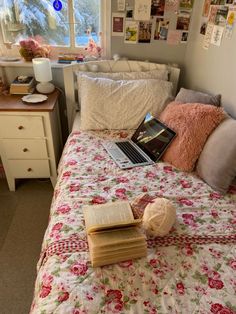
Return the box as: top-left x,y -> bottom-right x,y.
134,0 -> 152,21
179,0 -> 195,10
181,31 -> 189,42
202,0 -> 211,17
215,6 -> 229,27
154,18 -> 170,40
124,21 -> 139,44
112,13 -> 125,36
200,17 -> 208,35
138,22 -> 152,43
151,0 -> 166,16
126,7 -> 134,19
176,13 -> 191,30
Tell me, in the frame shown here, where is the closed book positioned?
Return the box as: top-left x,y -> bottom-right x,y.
10,76 -> 35,94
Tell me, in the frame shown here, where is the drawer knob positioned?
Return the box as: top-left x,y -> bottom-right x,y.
23,148 -> 28,152
18,126 -> 24,130
27,168 -> 32,172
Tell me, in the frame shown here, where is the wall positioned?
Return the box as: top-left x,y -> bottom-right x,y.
110,0 -> 188,67
184,0 -> 236,118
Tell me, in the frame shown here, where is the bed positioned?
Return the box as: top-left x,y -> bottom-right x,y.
30,60 -> 236,314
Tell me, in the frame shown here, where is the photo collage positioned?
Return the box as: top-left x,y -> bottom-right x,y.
200,0 -> 236,48
112,0 -> 195,45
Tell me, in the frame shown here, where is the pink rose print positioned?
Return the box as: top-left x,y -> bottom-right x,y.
76,146 -> 83,152
106,289 -> 122,302
228,185 -> 236,194
211,209 -> 219,219
119,260 -> 133,267
66,159 -> 77,166
208,270 -> 220,280
149,259 -> 158,268
116,177 -> 129,183
208,278 -> 224,290
115,188 -> 127,199
180,180 -> 191,188
57,204 -> 71,214
58,291 -> 69,302
229,259 -> 236,270
70,184 -> 81,192
182,244 -> 193,256
210,192 -> 222,199
176,282 -> 185,295
163,166 -> 173,173
145,171 -> 156,178
52,222 -> 63,232
70,261 -> 88,276
210,303 -> 235,314
142,186 -> 148,192
179,198 -> 193,206
91,196 -> 106,204
93,154 -> 105,161
103,186 -> 110,192
62,171 -> 71,178
39,285 -> 52,298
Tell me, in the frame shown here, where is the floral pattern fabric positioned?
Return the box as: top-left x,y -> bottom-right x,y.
31,130 -> 236,314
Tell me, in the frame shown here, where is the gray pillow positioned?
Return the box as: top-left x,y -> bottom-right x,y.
175,88 -> 221,106
196,118 -> 236,194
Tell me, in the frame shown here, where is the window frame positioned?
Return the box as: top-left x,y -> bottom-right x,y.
0,0 -> 111,59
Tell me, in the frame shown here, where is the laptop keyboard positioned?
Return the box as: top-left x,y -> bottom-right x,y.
116,141 -> 148,164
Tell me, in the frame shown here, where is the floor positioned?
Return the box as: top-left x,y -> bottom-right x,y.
0,178 -> 53,314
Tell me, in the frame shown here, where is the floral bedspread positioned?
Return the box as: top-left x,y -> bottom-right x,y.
31,130 -> 236,314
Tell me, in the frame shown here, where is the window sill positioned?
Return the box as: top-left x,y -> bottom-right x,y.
0,59 -> 73,68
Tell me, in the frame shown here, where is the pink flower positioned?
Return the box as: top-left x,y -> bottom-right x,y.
106,289 -> 122,302
91,196 -> 106,204
119,260 -> 133,267
218,309 -> 234,314
57,205 -> 71,214
180,180 -> 191,188
70,184 -> 81,192
210,192 -> 222,199
182,245 -> 193,256
182,213 -> 194,220
229,259 -> 236,270
93,154 -> 105,161
52,222 -> 63,232
115,188 -> 126,198
149,259 -> 158,268
39,285 -> 51,298
211,209 -> 219,218
208,278 -> 224,290
163,166 -> 173,173
58,291 -> 69,302
62,171 -> 71,178
103,186 -> 110,192
145,171 -> 156,178
142,186 -> 148,192
70,261 -> 88,276
114,300 -> 124,311
116,177 -> 129,183
179,198 -> 193,206
176,282 -> 185,295
211,304 -> 223,313
66,159 -> 77,166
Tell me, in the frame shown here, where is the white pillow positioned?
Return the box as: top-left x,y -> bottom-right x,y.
80,76 -> 173,130
77,68 -> 169,81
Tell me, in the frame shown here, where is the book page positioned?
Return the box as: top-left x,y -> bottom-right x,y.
83,201 -> 136,233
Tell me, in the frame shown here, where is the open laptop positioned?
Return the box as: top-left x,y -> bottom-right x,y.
103,113 -> 176,169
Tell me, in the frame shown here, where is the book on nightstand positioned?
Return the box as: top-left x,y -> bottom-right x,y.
10,76 -> 35,94
83,201 -> 147,267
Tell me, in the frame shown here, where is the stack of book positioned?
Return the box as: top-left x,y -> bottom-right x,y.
10,76 -> 35,95
83,201 -> 147,267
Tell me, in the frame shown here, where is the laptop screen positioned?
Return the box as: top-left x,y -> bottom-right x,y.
131,113 -> 176,161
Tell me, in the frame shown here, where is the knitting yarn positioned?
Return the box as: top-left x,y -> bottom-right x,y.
142,197 -> 176,237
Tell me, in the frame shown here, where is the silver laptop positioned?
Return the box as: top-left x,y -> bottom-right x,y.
103,113 -> 176,169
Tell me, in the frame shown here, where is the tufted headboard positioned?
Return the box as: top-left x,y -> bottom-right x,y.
63,60 -> 180,132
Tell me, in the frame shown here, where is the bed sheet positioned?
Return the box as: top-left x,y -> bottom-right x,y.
31,130 -> 236,314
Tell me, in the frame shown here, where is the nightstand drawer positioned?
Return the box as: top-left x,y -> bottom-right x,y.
8,160 -> 50,178
2,139 -> 48,159
0,115 -> 45,138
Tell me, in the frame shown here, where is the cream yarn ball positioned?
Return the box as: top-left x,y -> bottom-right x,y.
142,198 -> 176,237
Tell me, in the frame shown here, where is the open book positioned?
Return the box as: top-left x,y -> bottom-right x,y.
83,201 -> 147,267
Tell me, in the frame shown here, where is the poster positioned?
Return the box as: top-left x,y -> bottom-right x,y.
181,31 -> 189,42
126,7 -> 134,19
203,23 -> 214,49
134,0 -> 151,21
176,12 -> 191,30
124,21 -> 139,44
117,0 -> 125,11
202,0 -> 211,17
151,0 -> 166,16
154,18 -> 170,40
211,25 -> 224,45
112,13 -> 125,36
167,30 -> 182,44
138,22 -> 152,43
215,6 -> 229,26
165,0 -> 179,12
225,7 -> 236,38
208,5 -> 218,23
179,0 -> 194,10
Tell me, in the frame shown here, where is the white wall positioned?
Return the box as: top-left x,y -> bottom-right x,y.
184,0 -> 236,118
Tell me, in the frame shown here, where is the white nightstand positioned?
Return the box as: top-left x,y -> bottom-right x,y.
0,90 -> 62,191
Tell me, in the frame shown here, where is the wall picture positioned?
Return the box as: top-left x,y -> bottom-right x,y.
176,13 -> 191,30
179,0 -> 195,10
151,0 -> 166,16
154,18 -> 170,40
138,22 -> 152,43
112,13 -> 125,36
124,21 -> 139,43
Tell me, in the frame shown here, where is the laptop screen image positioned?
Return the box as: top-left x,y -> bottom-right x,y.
131,113 -> 176,162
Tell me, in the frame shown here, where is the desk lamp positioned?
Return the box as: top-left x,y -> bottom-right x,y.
32,58 -> 55,94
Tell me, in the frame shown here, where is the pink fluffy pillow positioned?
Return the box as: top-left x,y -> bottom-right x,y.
159,101 -> 226,172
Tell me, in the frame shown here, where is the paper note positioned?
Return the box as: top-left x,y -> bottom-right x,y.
134,0 -> 151,21
225,7 -> 236,39
211,25 -> 224,46
117,0 -> 125,11
202,0 -> 211,17
167,30 -> 182,44
203,23 -> 214,49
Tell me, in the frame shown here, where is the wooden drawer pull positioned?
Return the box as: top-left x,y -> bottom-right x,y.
18,125 -> 24,130
23,148 -> 28,152
27,168 -> 32,172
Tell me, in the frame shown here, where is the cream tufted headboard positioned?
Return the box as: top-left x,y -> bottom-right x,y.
63,60 -> 180,132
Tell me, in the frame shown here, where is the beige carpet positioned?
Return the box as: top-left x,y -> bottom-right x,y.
0,178 -> 53,314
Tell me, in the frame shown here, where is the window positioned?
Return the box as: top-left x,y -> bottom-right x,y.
0,0 -> 110,57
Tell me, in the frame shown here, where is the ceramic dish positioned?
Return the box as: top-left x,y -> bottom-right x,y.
22,94 -> 48,103
0,57 -> 21,62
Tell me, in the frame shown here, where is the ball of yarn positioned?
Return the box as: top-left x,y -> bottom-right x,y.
142,198 -> 176,237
